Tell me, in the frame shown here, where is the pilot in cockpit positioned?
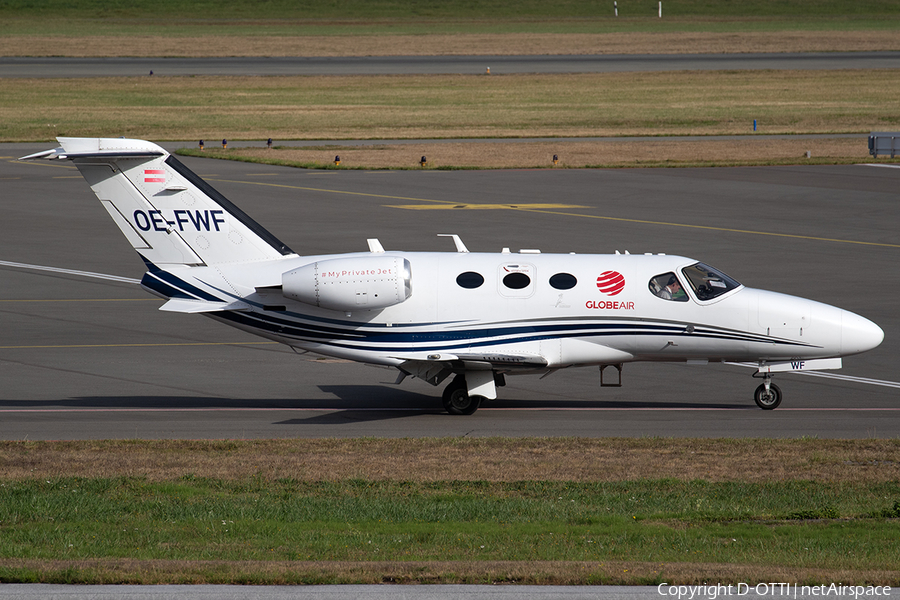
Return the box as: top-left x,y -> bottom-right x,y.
660,276 -> 684,300
650,273 -> 688,302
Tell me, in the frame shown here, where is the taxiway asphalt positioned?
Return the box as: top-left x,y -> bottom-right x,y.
1,146 -> 898,440
2,52 -> 900,78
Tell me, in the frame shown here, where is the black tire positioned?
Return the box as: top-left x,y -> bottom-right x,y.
442,378 -> 481,415
441,376 -> 465,411
754,383 -> 782,410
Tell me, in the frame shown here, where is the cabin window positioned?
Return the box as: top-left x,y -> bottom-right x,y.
456,271 -> 484,289
498,263 -> 535,298
681,262 -> 741,301
649,272 -> 688,302
503,272 -> 531,290
549,273 -> 577,290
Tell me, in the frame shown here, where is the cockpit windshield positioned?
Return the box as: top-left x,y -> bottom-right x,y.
681,262 -> 741,301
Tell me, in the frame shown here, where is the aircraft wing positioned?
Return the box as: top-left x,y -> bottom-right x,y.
159,299 -> 250,313
392,351 -> 549,386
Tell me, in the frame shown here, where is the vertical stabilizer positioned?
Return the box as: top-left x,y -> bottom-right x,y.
22,138 -> 294,266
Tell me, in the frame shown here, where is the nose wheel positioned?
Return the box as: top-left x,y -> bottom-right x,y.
754,379 -> 782,410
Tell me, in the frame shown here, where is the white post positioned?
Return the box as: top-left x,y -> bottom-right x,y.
659,1 -> 662,17
614,1 -> 618,16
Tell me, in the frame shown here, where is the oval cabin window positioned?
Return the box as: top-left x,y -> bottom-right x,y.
503,272 -> 531,290
549,273 -> 577,290
456,271 -> 485,289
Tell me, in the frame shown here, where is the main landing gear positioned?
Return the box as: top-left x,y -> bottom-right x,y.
753,373 -> 782,410
441,374 -> 489,415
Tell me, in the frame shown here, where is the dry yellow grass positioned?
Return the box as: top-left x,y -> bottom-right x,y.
2,438 -> 897,483
5,70 -> 897,142
218,137 -> 868,169
3,30 -> 899,57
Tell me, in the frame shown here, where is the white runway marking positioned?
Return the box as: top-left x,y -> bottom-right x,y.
727,362 -> 900,390
787,370 -> 900,389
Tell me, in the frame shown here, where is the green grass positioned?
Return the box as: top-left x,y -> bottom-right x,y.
2,439 -> 898,584
2,0 -> 899,20
4,20 -> 898,38
1,477 -> 898,575
2,0 -> 899,36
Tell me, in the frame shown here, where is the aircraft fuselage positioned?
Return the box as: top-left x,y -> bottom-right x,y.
145,250 -> 882,372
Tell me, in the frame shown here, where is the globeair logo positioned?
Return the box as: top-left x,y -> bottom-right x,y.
596,271 -> 625,296
587,270 -> 632,310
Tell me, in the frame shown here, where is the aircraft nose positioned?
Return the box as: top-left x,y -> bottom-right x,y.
841,310 -> 884,355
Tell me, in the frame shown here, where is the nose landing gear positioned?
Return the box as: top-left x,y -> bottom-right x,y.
753,373 -> 782,410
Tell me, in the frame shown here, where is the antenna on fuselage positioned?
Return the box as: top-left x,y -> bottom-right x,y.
438,234 -> 469,253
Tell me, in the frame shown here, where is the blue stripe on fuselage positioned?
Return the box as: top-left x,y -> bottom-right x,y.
213,309 -> 816,354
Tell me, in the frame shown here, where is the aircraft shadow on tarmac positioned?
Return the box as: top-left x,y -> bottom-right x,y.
2,384 -> 744,419
317,385 -> 743,411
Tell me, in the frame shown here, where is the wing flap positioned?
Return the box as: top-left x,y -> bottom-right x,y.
395,360 -> 455,387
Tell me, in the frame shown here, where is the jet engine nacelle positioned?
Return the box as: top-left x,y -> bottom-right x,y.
282,256 -> 412,311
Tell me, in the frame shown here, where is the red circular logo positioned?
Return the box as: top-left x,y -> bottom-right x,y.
596,271 -> 625,296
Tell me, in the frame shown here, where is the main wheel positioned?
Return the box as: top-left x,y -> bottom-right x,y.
442,378 -> 481,415
754,383 -> 782,410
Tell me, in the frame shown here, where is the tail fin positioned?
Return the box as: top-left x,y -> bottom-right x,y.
21,138 -> 294,266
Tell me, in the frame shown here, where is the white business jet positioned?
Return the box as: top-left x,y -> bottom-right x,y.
22,138 -> 884,414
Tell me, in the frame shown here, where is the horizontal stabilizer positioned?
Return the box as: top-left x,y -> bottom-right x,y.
159,299 -> 249,313
19,148 -> 63,161
19,141 -> 163,162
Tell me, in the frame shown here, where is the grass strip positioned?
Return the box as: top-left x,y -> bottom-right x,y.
1,559 -> 896,586
2,2 -> 899,58
2,439 -> 898,584
2,0 -> 900,38
0,477 -> 899,584
3,0 -> 900,21
2,31 -> 899,58
3,70 -> 900,144
176,137 -> 893,170
3,438 -> 899,483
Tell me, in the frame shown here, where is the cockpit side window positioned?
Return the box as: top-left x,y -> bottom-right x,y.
649,272 -> 688,302
681,262 -> 741,301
